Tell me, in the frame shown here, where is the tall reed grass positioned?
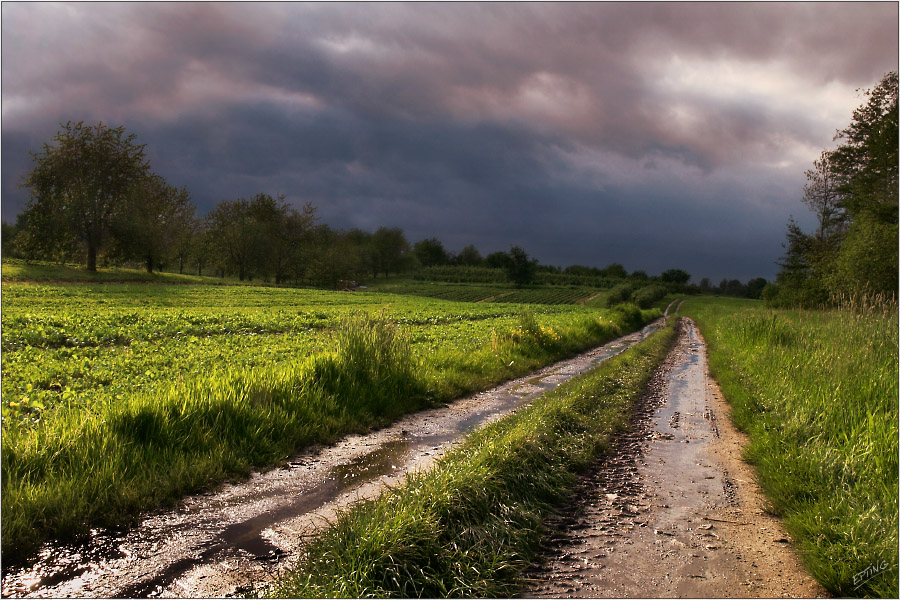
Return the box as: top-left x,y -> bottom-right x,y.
682,297 -> 898,598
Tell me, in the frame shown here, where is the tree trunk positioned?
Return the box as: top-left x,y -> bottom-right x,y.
87,245 -> 97,272
146,255 -> 154,273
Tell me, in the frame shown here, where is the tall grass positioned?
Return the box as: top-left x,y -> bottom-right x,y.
1,308 -> 659,562
271,320 -> 677,598
681,297 -> 898,598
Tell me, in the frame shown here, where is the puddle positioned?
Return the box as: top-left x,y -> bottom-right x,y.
2,317 -> 666,599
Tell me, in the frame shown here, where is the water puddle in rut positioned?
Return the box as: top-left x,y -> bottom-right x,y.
2,316 -> 667,598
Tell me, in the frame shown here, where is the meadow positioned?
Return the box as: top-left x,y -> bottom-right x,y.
681,297 -> 898,598
1,279 -> 659,561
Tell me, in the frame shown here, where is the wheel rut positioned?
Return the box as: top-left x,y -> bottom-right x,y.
521,318 -> 827,598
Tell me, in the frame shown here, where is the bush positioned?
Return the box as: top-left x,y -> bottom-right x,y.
605,283 -> 634,307
631,285 -> 667,309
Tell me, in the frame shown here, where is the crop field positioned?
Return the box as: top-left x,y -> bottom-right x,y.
366,280 -> 607,306
1,281 -> 658,560
681,297 -> 898,597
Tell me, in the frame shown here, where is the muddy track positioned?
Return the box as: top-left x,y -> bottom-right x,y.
2,317 -> 668,599
522,318 -> 827,598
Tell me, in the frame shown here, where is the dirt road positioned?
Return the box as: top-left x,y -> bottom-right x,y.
2,320 -> 664,599
522,318 -> 827,598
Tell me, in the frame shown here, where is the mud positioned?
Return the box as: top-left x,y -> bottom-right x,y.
522,318 -> 827,598
1,317 -> 666,599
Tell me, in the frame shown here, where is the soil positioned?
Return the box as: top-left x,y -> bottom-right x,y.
521,318 -> 827,598
1,318 -> 664,599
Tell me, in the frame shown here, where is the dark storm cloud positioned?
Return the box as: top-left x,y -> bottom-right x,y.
2,2 -> 896,280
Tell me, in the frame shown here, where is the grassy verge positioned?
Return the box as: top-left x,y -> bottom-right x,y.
270,318 -> 676,597
680,297 -> 898,598
1,304 -> 659,563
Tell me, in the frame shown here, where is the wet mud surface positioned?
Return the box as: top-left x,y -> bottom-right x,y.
522,318 -> 827,598
2,318 -> 665,599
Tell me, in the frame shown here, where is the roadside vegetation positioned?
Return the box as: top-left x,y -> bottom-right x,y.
270,318 -> 676,598
681,296 -> 898,597
1,278 -> 660,562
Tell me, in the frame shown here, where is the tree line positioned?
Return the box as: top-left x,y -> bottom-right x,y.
3,120 -> 777,295
767,71 -> 898,306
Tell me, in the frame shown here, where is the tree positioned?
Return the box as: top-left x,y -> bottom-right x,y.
660,269 -> 691,287
485,251 -> 511,269
746,277 -> 768,299
21,121 -> 150,271
803,150 -> 845,245
370,227 -> 411,277
455,244 -> 483,266
206,198 -> 256,280
110,174 -> 195,273
771,72 -> 898,304
505,246 -> 537,287
413,237 -> 450,267
602,263 -> 628,279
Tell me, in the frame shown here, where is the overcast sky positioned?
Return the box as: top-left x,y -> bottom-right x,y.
2,2 -> 897,281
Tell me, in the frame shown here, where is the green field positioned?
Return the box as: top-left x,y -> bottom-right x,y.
681,297 -> 898,598
1,279 -> 659,561
364,279 -> 609,306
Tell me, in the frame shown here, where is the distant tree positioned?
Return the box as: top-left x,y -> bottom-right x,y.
485,251 -> 511,269
20,121 -> 150,271
1,221 -> 20,259
505,245 -> 537,287
629,270 -> 649,281
110,174 -> 195,273
746,277 -> 768,299
206,198 -> 256,280
660,269 -> 691,287
413,237 -> 450,267
602,263 -> 628,279
371,227 -> 411,277
455,244 -> 483,266
699,277 -> 712,293
308,225 -> 363,288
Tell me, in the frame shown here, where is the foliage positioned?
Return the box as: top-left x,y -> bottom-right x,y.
772,72 -> 898,305
109,174 -> 195,273
631,284 -> 668,308
413,237 -> 451,267
270,320 -> 676,598
682,297 -> 898,598
20,121 -> 151,271
504,246 -> 538,287
605,282 -> 633,307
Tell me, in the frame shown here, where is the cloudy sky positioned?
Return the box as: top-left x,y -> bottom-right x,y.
2,2 -> 897,281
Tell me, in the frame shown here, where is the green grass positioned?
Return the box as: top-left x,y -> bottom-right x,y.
1,258 -> 231,284
1,281 -> 660,562
680,297 -> 898,598
364,279 -> 609,306
270,318 -> 676,598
